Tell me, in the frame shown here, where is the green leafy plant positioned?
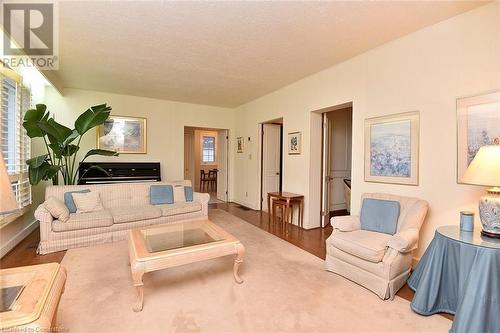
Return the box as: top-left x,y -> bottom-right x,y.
23,103 -> 119,185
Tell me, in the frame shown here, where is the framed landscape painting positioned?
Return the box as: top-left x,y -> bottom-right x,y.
288,132 -> 301,155
97,116 -> 147,154
457,90 -> 500,183
364,111 -> 419,185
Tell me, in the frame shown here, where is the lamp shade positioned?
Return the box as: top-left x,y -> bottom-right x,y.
462,145 -> 500,187
0,152 -> 17,214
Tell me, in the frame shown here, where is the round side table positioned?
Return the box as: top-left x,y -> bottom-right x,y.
408,225 -> 500,333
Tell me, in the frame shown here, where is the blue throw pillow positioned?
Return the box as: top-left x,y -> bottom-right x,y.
64,189 -> 91,214
150,185 -> 174,205
360,198 -> 400,235
184,186 -> 194,202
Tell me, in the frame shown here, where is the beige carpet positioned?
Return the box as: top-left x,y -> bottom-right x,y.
59,209 -> 450,333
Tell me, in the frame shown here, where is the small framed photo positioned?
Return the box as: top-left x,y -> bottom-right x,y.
97,116 -> 147,154
236,136 -> 244,153
288,132 -> 302,155
457,90 -> 500,183
364,111 -> 419,185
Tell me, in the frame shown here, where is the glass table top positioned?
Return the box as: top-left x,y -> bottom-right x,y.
437,225 -> 500,250
142,223 -> 225,253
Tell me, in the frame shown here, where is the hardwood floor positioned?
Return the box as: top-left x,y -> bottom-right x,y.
0,226 -> 65,269
0,202 -> 451,320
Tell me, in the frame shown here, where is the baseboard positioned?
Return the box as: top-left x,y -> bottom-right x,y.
231,199 -> 258,210
0,219 -> 38,259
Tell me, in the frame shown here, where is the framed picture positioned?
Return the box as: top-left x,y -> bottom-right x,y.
288,132 -> 302,155
364,111 -> 419,185
97,116 -> 147,154
457,90 -> 500,183
236,136 -> 244,153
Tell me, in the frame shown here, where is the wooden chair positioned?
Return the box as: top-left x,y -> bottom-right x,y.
200,170 -> 210,192
208,169 -> 218,192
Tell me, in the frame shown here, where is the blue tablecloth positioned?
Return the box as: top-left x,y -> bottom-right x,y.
408,228 -> 500,333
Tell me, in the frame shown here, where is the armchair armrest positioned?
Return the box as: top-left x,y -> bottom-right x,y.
35,204 -> 53,224
387,228 -> 419,253
331,215 -> 360,232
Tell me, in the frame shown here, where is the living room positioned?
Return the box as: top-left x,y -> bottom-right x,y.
1,1 -> 499,332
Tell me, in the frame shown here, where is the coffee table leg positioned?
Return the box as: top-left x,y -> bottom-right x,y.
233,243 -> 245,284
131,262 -> 145,312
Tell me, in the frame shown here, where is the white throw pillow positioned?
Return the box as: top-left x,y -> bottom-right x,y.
173,185 -> 186,203
44,196 -> 70,222
72,191 -> 104,214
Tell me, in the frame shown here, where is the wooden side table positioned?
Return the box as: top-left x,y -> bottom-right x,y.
267,192 -> 304,228
0,263 -> 67,331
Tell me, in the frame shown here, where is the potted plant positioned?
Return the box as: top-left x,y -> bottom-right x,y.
23,103 -> 119,185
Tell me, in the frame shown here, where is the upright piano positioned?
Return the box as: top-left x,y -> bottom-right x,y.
78,162 -> 161,185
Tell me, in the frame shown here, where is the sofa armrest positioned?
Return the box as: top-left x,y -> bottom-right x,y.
331,215 -> 361,232
387,228 -> 419,253
193,192 -> 210,216
193,192 -> 210,204
35,204 -> 53,224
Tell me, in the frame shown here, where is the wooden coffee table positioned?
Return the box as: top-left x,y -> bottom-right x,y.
127,219 -> 245,311
0,263 -> 67,330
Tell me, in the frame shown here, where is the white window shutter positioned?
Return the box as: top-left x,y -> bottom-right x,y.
0,71 -> 32,224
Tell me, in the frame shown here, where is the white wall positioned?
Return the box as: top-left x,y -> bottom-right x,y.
232,3 -> 500,259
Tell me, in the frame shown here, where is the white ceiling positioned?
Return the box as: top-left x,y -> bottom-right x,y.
53,1 -> 484,107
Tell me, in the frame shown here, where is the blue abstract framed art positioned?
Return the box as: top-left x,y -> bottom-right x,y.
457,90 -> 500,183
364,111 -> 419,185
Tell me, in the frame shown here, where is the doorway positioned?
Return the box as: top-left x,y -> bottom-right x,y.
184,126 -> 230,203
260,118 -> 283,212
320,105 -> 352,227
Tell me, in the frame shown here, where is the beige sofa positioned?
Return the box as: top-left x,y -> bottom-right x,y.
35,181 -> 209,255
325,193 -> 428,300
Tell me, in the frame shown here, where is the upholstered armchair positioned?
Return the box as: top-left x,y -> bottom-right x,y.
325,193 -> 429,300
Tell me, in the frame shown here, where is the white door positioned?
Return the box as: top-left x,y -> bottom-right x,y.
217,130 -> 229,202
184,131 -> 195,185
262,124 -> 281,212
321,114 -> 332,227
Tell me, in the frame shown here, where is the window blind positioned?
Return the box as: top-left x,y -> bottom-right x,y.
0,69 -> 32,223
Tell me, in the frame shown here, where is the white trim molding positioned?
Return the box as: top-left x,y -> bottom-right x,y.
0,219 -> 38,258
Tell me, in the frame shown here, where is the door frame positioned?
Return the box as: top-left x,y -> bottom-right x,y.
183,126 -> 231,202
311,102 -> 353,228
258,118 -> 283,211
217,129 -> 229,202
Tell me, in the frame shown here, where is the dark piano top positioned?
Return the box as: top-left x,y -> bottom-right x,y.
78,162 -> 161,185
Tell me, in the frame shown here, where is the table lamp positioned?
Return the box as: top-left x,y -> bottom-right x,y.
0,152 -> 17,215
462,145 -> 500,238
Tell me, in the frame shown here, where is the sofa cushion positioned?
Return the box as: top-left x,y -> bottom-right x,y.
52,211 -> 113,232
360,198 -> 400,235
157,202 -> 202,216
150,185 -> 174,205
330,230 -> 392,263
44,196 -> 70,222
109,206 -> 162,224
64,189 -> 91,213
173,185 -> 186,202
73,191 -> 105,214
184,186 -> 194,202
